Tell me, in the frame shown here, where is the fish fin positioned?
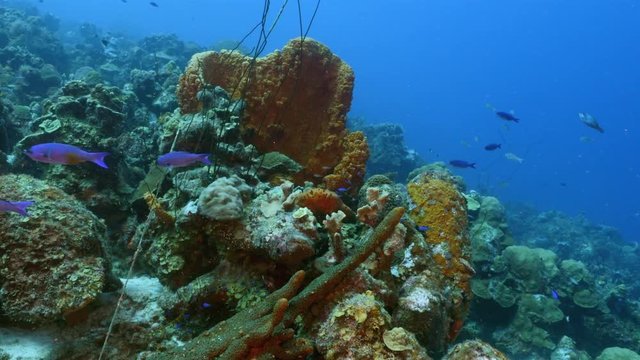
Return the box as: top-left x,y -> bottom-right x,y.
13,201 -> 35,216
89,152 -> 110,169
470,163 -> 476,169
199,154 -> 212,166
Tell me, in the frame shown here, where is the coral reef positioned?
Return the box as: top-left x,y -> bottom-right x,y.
2,6 -> 637,360
596,347 -> 640,360
237,183 -> 320,268
356,174 -> 407,227
176,37 -> 367,187
8,80 -> 157,228
466,195 -> 640,358
322,130 -> 369,192
295,187 -> 352,218
551,336 -> 591,360
405,169 -> 473,347
393,273 -> 453,354
443,339 -> 509,360
350,119 -> 424,181
197,175 -> 251,221
0,174 -> 119,325
317,291 -> 429,359
0,7 -> 67,103
148,207 -> 406,359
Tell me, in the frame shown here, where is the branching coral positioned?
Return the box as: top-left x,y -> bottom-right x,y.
323,210 -> 347,262
357,186 -> 390,227
143,191 -> 174,226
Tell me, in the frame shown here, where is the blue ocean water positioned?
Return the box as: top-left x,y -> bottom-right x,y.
30,0 -> 637,242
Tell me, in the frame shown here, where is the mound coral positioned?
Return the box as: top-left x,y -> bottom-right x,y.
500,245 -> 559,293
0,174 -> 118,325
443,339 -> 509,360
197,175 -> 252,221
176,37 -> 367,186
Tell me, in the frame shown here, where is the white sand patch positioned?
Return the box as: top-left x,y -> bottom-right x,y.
122,276 -> 165,302
121,276 -> 167,324
0,327 -> 54,360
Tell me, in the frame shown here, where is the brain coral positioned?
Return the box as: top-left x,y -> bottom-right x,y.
198,175 -> 252,221
177,37 -> 366,186
0,174 -> 118,325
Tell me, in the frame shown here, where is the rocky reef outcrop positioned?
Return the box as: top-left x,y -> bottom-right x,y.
0,174 -> 119,325
464,193 -> 640,358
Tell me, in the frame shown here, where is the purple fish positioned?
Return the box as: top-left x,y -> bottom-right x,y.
25,143 -> 109,169
0,200 -> 35,216
551,289 -> 559,300
201,302 -> 212,309
449,160 -> 476,169
417,225 -> 430,232
157,151 -> 212,168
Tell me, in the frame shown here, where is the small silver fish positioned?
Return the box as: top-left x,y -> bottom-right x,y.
504,152 -> 524,164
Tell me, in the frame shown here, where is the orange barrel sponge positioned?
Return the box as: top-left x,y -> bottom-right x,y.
177,38 -> 367,187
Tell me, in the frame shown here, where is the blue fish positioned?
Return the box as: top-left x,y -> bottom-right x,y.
496,111 -> 519,123
416,225 -> 430,232
157,151 -> 212,168
578,112 -> 604,133
0,200 -> 35,216
484,143 -> 501,151
551,289 -> 559,300
449,160 -> 476,169
336,187 -> 349,193
201,302 -> 212,309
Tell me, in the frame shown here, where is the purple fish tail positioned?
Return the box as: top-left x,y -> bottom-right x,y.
199,154 -> 212,166
89,152 -> 110,169
14,201 -> 35,216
